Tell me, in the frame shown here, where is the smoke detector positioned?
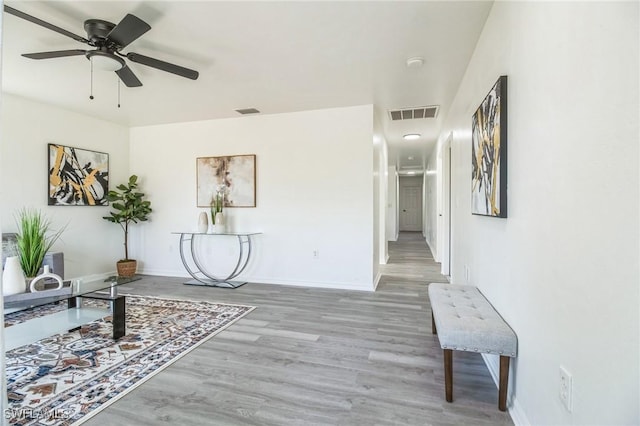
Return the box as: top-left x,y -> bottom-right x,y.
406,57 -> 424,69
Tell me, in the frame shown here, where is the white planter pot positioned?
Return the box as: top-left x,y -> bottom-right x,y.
214,212 -> 226,233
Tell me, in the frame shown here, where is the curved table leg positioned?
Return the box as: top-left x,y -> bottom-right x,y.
178,233 -> 254,288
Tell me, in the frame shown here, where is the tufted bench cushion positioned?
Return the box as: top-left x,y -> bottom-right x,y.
428,283 -> 517,357
428,283 -> 517,411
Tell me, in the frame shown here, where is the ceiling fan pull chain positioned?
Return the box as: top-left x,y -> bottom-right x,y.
89,58 -> 94,100
118,78 -> 121,108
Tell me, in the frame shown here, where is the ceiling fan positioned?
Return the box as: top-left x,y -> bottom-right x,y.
4,5 -> 199,87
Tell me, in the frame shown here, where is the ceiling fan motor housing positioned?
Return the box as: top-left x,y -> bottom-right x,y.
84,19 -> 116,47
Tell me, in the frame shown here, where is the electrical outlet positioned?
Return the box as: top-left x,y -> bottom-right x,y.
559,366 -> 573,412
312,250 -> 320,259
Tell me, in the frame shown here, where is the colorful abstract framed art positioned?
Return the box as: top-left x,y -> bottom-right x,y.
48,144 -> 109,206
472,75 -> 508,218
197,154 -> 256,207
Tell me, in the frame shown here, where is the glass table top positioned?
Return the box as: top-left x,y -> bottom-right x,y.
3,275 -> 141,314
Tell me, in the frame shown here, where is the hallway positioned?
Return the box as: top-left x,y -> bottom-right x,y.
379,231 -> 448,284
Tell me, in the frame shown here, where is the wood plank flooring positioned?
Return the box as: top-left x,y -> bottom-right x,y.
85,232 -> 514,425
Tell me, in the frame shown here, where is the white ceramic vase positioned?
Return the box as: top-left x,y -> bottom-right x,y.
3,256 -> 26,296
198,211 -> 209,233
29,265 -> 64,292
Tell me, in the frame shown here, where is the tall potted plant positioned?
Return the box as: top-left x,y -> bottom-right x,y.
102,175 -> 152,277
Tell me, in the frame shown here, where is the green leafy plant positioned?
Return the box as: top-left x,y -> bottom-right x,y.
15,208 -> 66,277
102,175 -> 152,261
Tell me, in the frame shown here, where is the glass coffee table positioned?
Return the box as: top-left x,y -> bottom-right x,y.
4,275 -> 140,351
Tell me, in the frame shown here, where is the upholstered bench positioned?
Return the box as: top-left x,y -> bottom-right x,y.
428,283 -> 517,411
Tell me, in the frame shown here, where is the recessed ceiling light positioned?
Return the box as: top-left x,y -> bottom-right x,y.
403,134 -> 421,141
408,156 -> 414,160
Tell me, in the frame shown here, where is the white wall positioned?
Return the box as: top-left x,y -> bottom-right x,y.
373,109 -> 389,271
434,2 -> 639,425
0,94 -> 130,278
130,105 -> 376,291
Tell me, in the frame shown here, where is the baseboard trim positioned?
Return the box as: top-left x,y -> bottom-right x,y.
425,237 -> 438,262
481,353 -> 530,426
373,271 -> 382,291
139,269 -> 375,292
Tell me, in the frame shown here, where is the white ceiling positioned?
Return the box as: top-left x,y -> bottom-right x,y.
1,1 -> 492,173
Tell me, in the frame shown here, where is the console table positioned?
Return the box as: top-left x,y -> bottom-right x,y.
173,232 -> 261,288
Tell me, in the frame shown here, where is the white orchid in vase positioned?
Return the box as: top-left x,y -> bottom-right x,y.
210,184 -> 228,226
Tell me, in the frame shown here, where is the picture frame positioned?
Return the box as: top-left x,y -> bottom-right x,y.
196,154 -> 256,207
471,75 -> 508,218
48,143 -> 109,206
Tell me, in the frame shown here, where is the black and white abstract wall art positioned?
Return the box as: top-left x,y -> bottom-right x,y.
197,154 -> 256,207
48,144 -> 109,206
472,75 -> 508,218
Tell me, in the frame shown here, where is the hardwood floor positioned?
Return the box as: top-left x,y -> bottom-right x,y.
86,232 -> 514,425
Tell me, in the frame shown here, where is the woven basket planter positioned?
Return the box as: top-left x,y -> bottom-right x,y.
116,260 -> 137,277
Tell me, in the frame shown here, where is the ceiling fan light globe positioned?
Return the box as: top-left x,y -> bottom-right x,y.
87,51 -> 124,71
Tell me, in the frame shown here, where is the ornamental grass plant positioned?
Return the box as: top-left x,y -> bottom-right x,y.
15,208 -> 66,277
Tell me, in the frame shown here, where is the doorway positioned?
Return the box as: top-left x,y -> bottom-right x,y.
399,176 -> 423,232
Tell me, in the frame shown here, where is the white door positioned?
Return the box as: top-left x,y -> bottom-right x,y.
400,185 -> 422,231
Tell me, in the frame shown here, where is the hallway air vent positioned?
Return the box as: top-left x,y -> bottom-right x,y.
388,106 -> 439,121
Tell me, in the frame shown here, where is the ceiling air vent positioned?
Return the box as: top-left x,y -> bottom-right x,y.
388,105 -> 439,121
235,108 -> 260,115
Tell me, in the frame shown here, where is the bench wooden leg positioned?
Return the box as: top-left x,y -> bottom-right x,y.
499,355 -> 510,411
444,349 -> 453,402
432,312 -> 437,334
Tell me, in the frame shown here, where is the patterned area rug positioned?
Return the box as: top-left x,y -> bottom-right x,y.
4,295 -> 255,425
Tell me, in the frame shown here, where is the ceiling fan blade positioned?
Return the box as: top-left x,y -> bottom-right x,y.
23,49 -> 87,60
116,65 -> 142,87
4,5 -> 89,44
107,14 -> 151,48
126,52 -> 199,80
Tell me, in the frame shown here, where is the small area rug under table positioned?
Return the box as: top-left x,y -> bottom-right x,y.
4,295 -> 255,426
